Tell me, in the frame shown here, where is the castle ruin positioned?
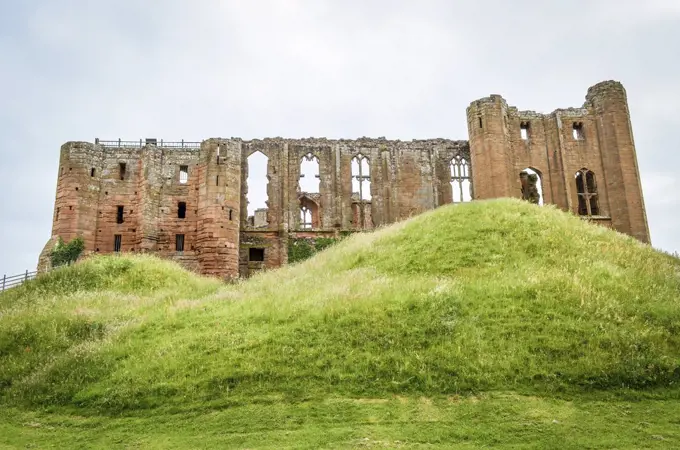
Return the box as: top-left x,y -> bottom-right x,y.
39,80 -> 650,279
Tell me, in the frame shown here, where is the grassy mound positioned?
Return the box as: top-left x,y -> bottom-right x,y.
1,199 -> 679,416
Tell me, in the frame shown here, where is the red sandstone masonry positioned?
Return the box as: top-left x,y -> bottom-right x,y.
39,81 -> 651,276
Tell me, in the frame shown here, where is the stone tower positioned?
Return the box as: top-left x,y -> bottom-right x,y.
466,95 -> 515,199
195,139 -> 242,279
584,81 -> 650,243
50,142 -> 101,249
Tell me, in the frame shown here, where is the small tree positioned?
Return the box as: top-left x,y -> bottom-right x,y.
51,236 -> 85,268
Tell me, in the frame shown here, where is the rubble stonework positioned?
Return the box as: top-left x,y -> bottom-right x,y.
40,80 -> 650,278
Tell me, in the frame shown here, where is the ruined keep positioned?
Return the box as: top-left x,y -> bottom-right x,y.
39,80 -> 650,279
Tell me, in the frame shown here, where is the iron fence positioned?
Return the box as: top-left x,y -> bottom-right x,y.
95,138 -> 201,149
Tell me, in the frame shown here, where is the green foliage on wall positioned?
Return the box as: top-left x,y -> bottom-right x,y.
51,236 -> 85,268
288,236 -> 347,264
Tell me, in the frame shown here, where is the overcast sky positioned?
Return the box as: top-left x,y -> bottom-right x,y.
1,0 -> 679,276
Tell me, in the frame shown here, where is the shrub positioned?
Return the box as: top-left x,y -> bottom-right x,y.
50,237 -> 85,268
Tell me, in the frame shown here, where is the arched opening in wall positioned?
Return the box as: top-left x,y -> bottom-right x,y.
351,154 -> 371,201
246,151 -> 269,227
450,155 -> 472,203
351,154 -> 371,229
575,168 -> 599,216
299,153 -> 320,194
519,168 -> 543,206
299,196 -> 319,230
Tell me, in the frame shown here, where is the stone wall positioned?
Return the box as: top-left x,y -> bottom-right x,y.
466,80 -> 650,244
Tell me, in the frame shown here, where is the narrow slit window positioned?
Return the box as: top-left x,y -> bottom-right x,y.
175,234 -> 185,252
179,165 -> 188,184
249,247 -> 265,262
573,122 -> 584,140
90,168 -> 96,177
229,209 -> 233,221
119,163 -> 126,180
116,205 -> 124,224
178,202 -> 186,219
478,117 -> 483,129
56,207 -> 60,220
114,234 -> 122,252
520,122 -> 530,140
216,175 -> 219,186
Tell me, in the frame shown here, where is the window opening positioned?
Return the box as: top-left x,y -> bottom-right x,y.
575,169 -> 599,216
119,163 -> 126,180
114,234 -> 122,252
90,168 -> 95,177
175,234 -> 185,252
178,202 -> 186,219
520,122 -> 530,140
479,117 -> 483,129
246,151 -> 269,227
116,205 -> 124,224
301,205 -> 312,229
450,155 -> 472,203
519,168 -> 543,205
179,165 -> 188,184
299,153 -> 320,193
573,122 -> 584,140
216,175 -> 219,186
229,209 -> 233,221
351,154 -> 371,201
249,247 -> 265,262
56,207 -> 60,220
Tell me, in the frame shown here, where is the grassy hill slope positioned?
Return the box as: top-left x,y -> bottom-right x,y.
1,199 -> 679,448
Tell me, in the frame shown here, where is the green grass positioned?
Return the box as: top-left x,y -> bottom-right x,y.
1,198 -> 679,448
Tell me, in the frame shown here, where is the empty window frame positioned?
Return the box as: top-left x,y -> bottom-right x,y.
299,152 -> 320,193
573,122 -> 584,140
114,234 -> 122,252
178,202 -> 187,219
249,247 -> 265,262
90,167 -> 96,177
116,205 -> 124,224
119,163 -> 126,180
300,205 -> 312,229
450,155 -> 472,203
179,165 -> 189,184
246,151 -> 269,225
575,168 -> 600,216
520,121 -> 530,140
351,153 -> 371,201
175,234 -> 185,252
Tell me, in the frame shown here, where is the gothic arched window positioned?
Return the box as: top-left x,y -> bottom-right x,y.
351,154 -> 371,201
450,155 -> 472,203
575,168 -> 599,216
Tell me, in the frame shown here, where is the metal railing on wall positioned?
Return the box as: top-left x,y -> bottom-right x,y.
1,270 -> 38,292
95,138 -> 202,149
